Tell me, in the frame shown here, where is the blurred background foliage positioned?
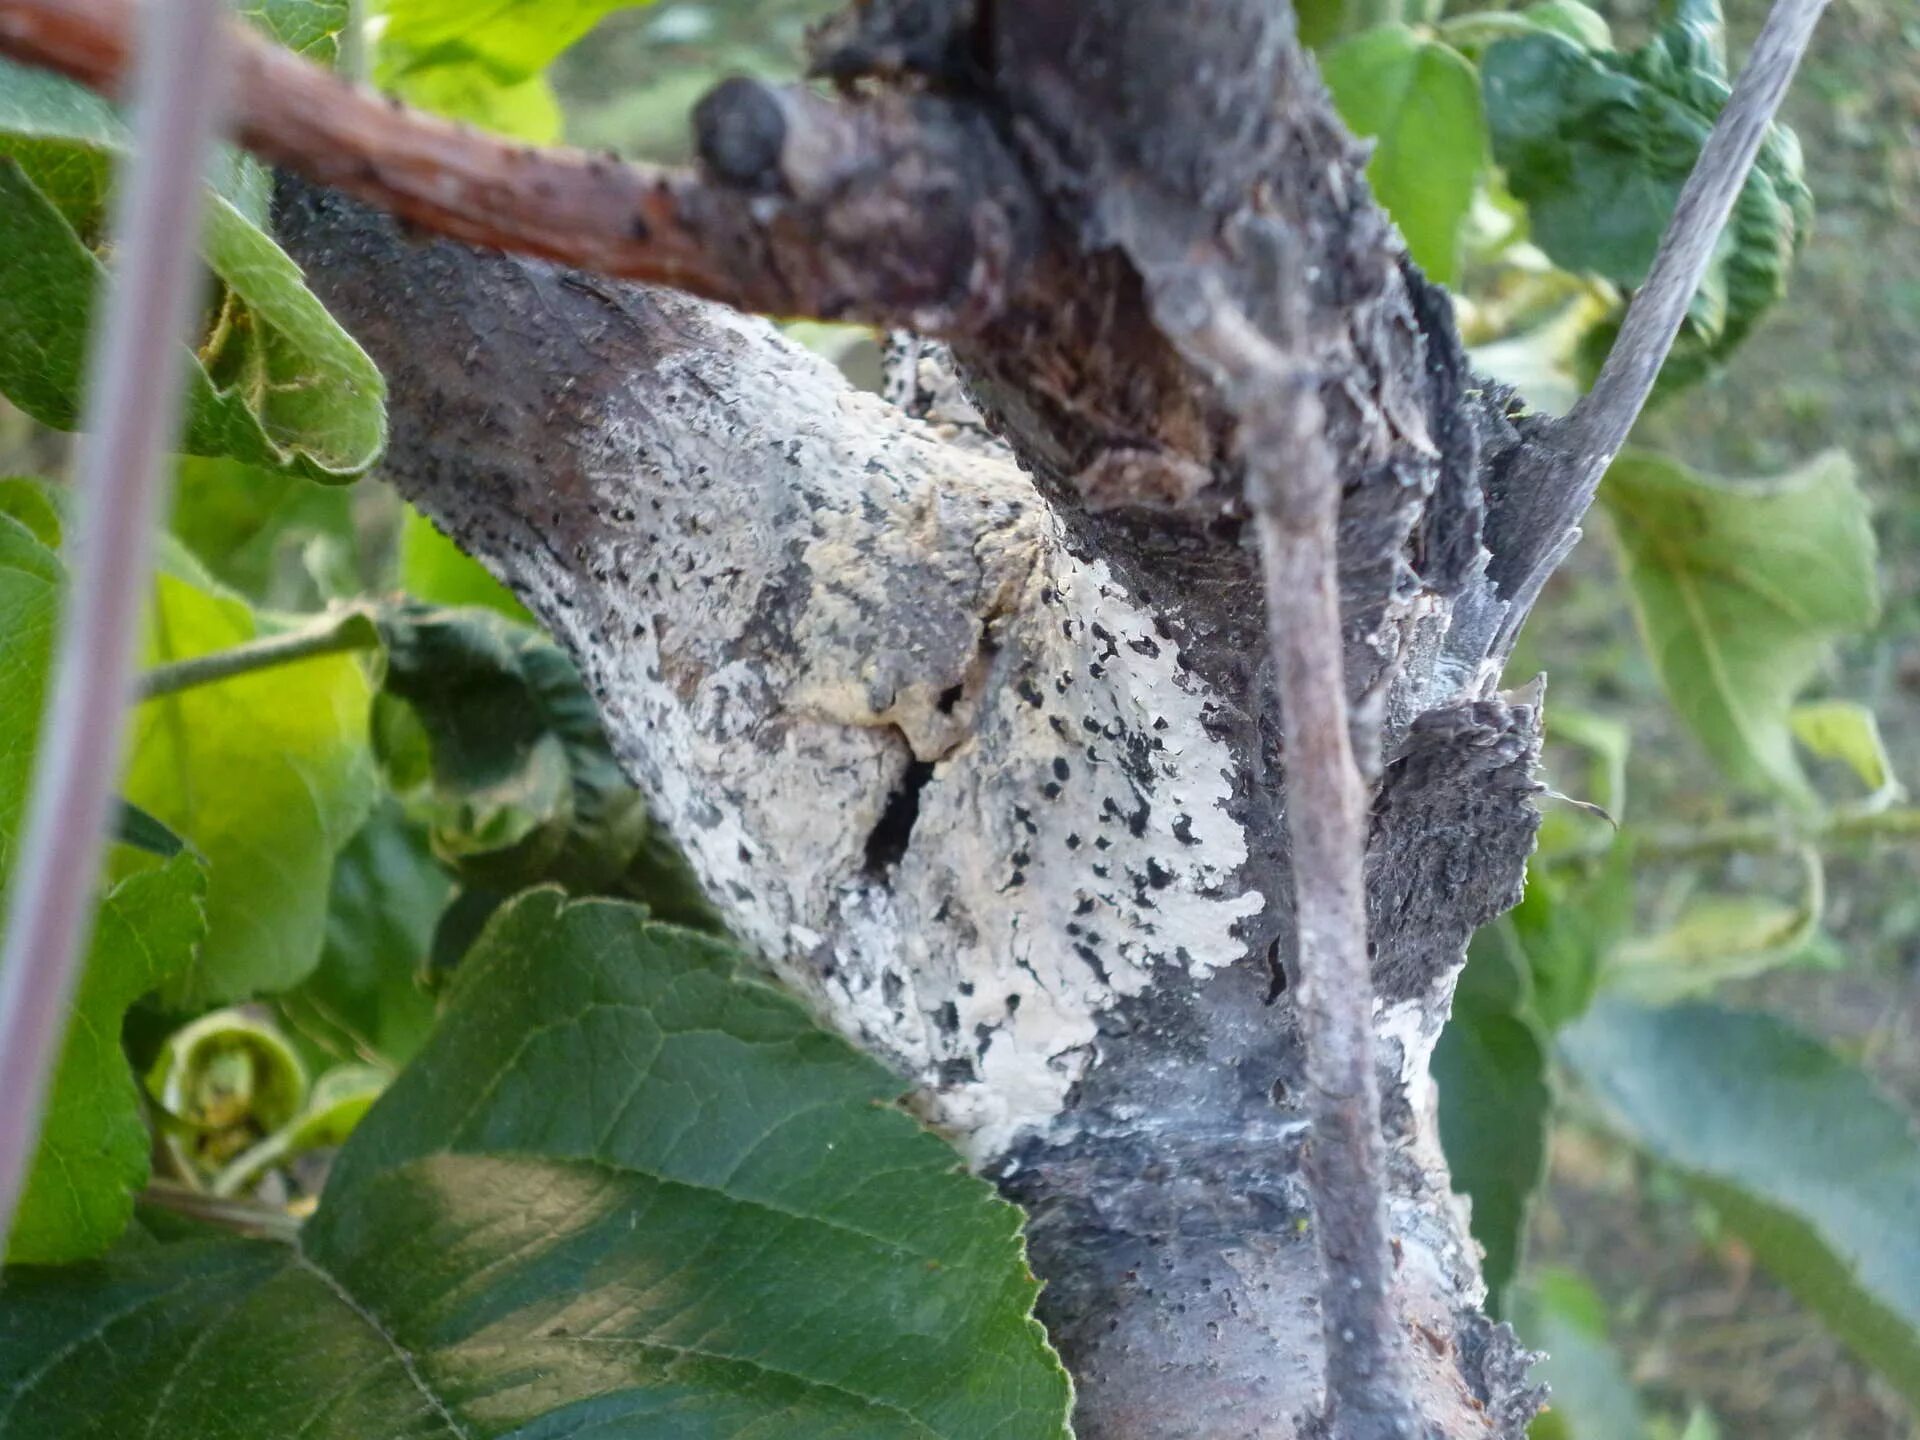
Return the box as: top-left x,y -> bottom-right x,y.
2,0 -> 1916,1434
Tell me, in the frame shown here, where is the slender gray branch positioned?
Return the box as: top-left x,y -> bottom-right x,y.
1485,0 -> 1829,637
1165,284 -> 1413,1440
0,0 -> 228,1248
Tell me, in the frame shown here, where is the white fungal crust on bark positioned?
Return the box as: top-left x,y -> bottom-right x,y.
491,298 -> 1268,1160
279,185 -> 1546,1437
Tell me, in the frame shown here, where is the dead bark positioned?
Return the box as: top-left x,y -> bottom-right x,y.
0,0 -> 1826,1431
275,181 -> 1544,1438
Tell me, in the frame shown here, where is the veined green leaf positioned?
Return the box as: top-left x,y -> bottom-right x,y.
0,893 -> 1073,1440
1322,26 -> 1486,285
1,517 -> 211,1263
1599,449 -> 1878,802
0,60 -> 385,480
1604,849 -> 1830,1003
1563,1000 -> 1920,1407
5,858 -> 207,1264
124,552 -> 378,1007
240,0 -> 352,63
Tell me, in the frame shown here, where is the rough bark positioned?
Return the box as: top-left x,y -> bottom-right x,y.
278,182 -> 1544,1439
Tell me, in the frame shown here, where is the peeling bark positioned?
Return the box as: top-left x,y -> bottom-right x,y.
279,184 -> 1544,1438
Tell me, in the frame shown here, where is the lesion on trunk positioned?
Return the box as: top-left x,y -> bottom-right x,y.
279,161 -> 1546,1433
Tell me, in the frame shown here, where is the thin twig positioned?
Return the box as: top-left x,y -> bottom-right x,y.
0,0 -> 1040,332
1167,283 -> 1412,1439
138,605 -> 380,701
0,0 -> 228,1248
1486,0 -> 1830,628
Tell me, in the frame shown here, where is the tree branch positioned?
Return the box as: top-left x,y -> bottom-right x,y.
1167,282 -> 1413,1439
0,0 -> 1043,331
0,0 -> 227,1248
1483,0 -> 1830,630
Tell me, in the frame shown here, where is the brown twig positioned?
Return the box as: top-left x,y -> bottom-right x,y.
0,0 -> 227,1250
0,0 -> 1041,333
1165,280 -> 1413,1439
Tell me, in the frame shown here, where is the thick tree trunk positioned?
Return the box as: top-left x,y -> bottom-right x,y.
279,183 -> 1545,1439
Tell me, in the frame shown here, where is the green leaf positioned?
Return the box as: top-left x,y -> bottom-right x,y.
210,1062 -> 388,1197
368,0 -> 655,140
1508,849 -> 1634,1031
145,1008 -> 311,1185
114,800 -> 189,859
277,799 -> 452,1071
240,0 -> 352,63
399,505 -> 530,620
1604,851 -> 1830,1003
0,61 -> 386,480
1482,0 -> 1811,393
0,518 -> 215,1264
170,456 -> 359,609
0,893 -> 1073,1440
1562,999 -> 1920,1408
124,556 -> 378,1007
1599,450 -> 1878,803
1322,26 -> 1486,285
1513,1269 -> 1647,1440
1789,699 -> 1904,801
6,857 -> 207,1265
377,603 -> 718,927
1435,928 -> 1550,1314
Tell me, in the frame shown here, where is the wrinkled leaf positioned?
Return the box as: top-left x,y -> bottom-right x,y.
1790,699 -> 1904,802
0,61 -> 385,480
124,553 -> 378,1007
5,858 -> 207,1265
1482,0 -> 1811,394
1564,999 -> 1920,1407
0,893 -> 1073,1440
377,603 -> 717,926
1322,26 -> 1485,285
278,799 -> 451,1070
1600,449 -> 1878,802
211,1063 -> 388,1197
1435,926 -> 1550,1314
1514,1269 -> 1647,1440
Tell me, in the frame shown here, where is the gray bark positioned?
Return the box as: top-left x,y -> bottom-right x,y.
279,182 -> 1544,1438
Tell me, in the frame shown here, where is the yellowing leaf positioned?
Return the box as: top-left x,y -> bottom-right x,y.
1600,449 -> 1877,802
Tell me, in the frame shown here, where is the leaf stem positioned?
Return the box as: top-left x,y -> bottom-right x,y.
140,1180 -> 303,1243
138,606 -> 380,701
0,0 -> 230,1252
1553,803 -> 1920,864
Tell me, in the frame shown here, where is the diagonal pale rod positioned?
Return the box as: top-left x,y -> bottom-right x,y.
0,0 -> 228,1248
